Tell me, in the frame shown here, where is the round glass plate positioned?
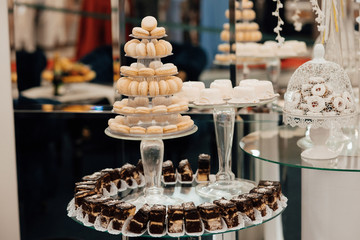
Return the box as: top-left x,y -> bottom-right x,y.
70,182 -> 287,238
189,95 -> 279,109
129,34 -> 168,39
195,178 -> 256,199
239,125 -> 360,172
105,125 -> 198,141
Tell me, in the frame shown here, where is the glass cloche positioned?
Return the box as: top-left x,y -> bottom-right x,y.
283,44 -> 358,160
283,44 -> 357,128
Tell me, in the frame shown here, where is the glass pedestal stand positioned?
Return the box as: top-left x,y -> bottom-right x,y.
122,139 -> 181,208
196,107 -> 255,199
105,126 -> 198,208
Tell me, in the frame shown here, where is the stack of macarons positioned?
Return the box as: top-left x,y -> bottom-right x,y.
117,75 -> 183,96
120,62 -> 178,77
109,16 -> 194,136
108,114 -> 194,135
124,39 -> 173,58
131,16 -> 166,38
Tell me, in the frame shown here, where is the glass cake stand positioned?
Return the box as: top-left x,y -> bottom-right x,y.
71,182 -> 287,238
191,97 -> 278,199
105,127 -> 198,206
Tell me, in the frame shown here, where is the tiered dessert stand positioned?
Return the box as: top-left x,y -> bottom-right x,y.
105,29 -> 197,206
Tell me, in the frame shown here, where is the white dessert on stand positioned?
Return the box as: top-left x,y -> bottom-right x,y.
228,86 -> 259,104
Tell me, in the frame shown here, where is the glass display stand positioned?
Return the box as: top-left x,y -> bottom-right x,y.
192,97 -> 278,199
71,181 -> 287,238
240,124 -> 360,240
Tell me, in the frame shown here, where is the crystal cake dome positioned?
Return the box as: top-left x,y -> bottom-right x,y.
283,44 -> 357,128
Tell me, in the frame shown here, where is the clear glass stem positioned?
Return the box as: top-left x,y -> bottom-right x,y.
213,107 -> 236,183
140,139 -> 164,196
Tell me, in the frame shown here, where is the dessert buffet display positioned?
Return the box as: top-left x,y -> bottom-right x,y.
283,44 -> 357,160
67,158 -> 287,237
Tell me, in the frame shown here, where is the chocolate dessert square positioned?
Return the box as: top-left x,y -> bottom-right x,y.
74,190 -> 97,208
197,154 -> 211,182
74,184 -> 96,193
136,159 -> 144,175
162,160 -> 176,182
258,180 -> 282,198
82,195 -> 110,223
231,195 -> 255,220
118,163 -> 141,186
112,202 -> 136,230
95,172 -> 112,193
149,204 -> 166,234
101,168 -> 122,189
128,204 -> 151,233
182,202 -> 203,233
178,159 -> 193,182
243,193 -> 267,216
198,203 -> 222,231
167,205 -> 184,233
82,172 -> 102,182
213,198 -> 239,228
250,187 -> 278,211
99,199 -> 122,228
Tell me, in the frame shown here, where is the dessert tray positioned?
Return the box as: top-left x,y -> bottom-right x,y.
67,160 -> 288,238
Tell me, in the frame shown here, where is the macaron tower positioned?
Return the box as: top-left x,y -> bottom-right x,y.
108,16 -> 194,136
215,0 -> 262,64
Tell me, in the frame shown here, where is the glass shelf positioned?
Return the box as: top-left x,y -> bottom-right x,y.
70,182 -> 287,238
239,125 -> 360,172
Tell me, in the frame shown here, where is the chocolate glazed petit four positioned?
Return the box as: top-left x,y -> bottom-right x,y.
128,203 -> 151,233
250,186 -> 278,211
243,193 -> 267,217
162,160 -> 176,182
198,203 -> 222,231
167,204 -> 184,233
178,159 -> 194,182
99,199 -> 123,228
183,202 -> 203,233
149,204 -> 166,234
213,198 -> 239,228
231,194 -> 255,220
197,153 -> 211,181
112,202 -> 136,231
82,195 -> 111,223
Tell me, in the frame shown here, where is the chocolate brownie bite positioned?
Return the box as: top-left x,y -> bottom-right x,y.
82,172 -> 103,182
101,168 -> 122,189
250,187 -> 278,211
178,159 -> 193,182
118,163 -> 141,186
213,198 -> 239,228
74,184 -> 96,193
162,160 -> 176,182
231,194 -> 255,220
258,180 -> 282,198
149,204 -> 166,234
167,204 -> 184,233
243,193 -> 267,216
82,195 -> 110,223
182,202 -> 203,233
198,202 -> 222,231
74,190 -> 97,209
197,154 -> 211,182
128,204 -> 151,234
112,202 -> 136,231
95,172 -> 112,193
99,199 -> 123,228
